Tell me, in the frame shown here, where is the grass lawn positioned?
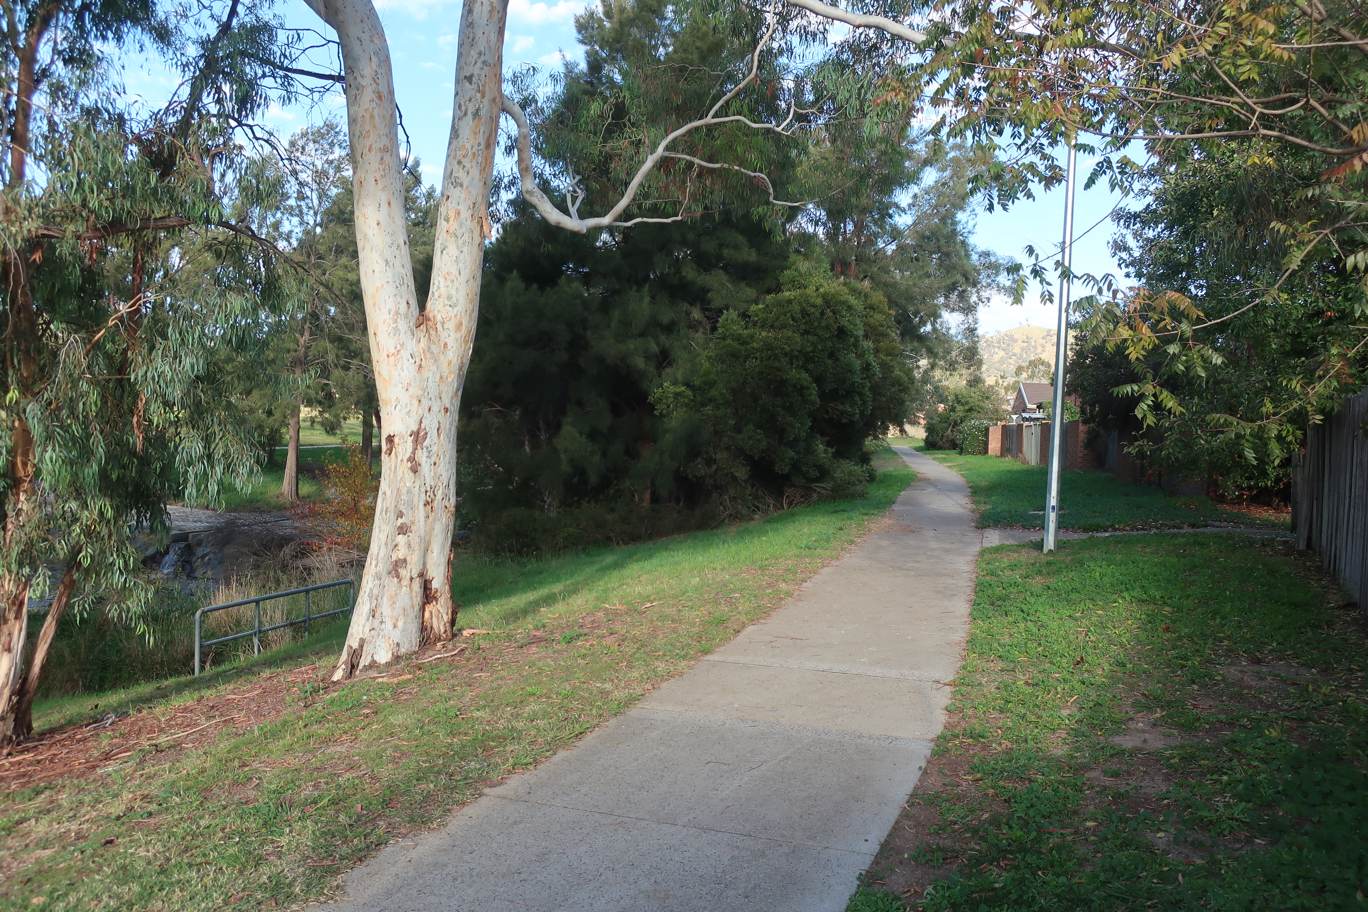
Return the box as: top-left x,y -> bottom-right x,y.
850,534 -> 1367,911
916,447 -> 1281,531
193,446 -> 354,512
298,415 -> 365,447
2,453 -> 914,912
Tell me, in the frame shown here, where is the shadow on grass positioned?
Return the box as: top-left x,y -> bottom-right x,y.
855,534 -> 1366,910
37,460 -> 916,736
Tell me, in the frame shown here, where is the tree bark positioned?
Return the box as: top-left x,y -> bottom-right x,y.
282,400 -> 301,502
0,417 -> 37,749
308,0 -> 505,679
1,560 -> 78,745
360,407 -> 374,465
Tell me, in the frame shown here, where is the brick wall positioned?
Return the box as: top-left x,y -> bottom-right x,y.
987,424 -> 1004,457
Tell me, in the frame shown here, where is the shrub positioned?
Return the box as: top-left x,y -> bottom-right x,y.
925,383 -> 1004,450
958,419 -> 992,455
308,445 -> 377,556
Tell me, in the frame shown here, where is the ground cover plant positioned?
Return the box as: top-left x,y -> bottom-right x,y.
0,455 -> 914,912
917,448 -> 1283,531
850,534 -> 1367,911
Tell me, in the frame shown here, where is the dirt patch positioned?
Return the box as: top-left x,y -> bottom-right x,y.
0,663 -> 324,793
1221,661 -> 1313,692
863,750 -> 976,901
1215,501 -> 1290,526
1108,715 -> 1190,751
0,631 -> 502,796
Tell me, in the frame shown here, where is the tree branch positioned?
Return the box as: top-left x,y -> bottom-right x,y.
782,0 -> 925,44
501,19 -> 801,233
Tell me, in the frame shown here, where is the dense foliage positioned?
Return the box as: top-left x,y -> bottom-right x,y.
923,383 -> 1004,452
0,0 -> 298,741
1071,135 -> 1364,495
453,0 -> 995,552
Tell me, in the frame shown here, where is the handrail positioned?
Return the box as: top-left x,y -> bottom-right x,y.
193,578 -> 355,676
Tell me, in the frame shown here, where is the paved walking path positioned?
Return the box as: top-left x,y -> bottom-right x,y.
317,447 -> 979,912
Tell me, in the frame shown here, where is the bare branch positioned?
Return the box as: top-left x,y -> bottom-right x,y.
782,0 -> 925,44
501,19 -> 801,233
662,153 -> 806,208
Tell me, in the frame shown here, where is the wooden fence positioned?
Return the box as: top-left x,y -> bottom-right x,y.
1293,389 -> 1368,608
988,420 -> 1093,470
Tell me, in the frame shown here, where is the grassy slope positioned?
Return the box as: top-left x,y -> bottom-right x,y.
201,446 -> 353,512
4,457 -> 914,912
297,416 -> 364,447
916,447 -> 1277,531
851,535 -> 1366,911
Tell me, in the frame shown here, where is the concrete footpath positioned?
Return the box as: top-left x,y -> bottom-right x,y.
317,446 -> 979,912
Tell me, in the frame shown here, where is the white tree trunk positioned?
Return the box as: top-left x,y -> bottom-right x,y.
337,374 -> 459,675
307,0 -> 506,679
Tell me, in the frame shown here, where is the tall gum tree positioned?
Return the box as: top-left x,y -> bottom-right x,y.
302,0 -> 805,679
0,0 -> 293,745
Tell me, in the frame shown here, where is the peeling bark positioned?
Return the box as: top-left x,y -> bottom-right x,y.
2,561 -> 78,745
306,0 -> 505,679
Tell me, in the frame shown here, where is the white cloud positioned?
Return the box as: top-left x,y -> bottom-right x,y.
510,34 -> 535,52
374,0 -> 451,18
508,0 -> 586,25
420,160 -> 443,188
537,49 -> 570,66
265,102 -> 298,124
437,32 -> 458,47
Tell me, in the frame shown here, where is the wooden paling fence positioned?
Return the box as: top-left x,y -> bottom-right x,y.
1293,389 -> 1368,609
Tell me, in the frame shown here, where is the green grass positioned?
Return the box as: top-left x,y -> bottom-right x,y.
192,446 -> 353,511
5,454 -> 915,912
918,448 -> 1279,531
297,416 -> 365,447
853,534 -> 1367,911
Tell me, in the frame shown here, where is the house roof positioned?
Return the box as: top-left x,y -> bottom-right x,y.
1017,381 -> 1054,407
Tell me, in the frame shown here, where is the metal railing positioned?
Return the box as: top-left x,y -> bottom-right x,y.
193,578 -> 355,676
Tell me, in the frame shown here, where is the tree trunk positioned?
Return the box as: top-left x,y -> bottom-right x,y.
282,401 -> 301,502
335,377 -> 461,676
0,0 -> 53,749
312,0 -> 506,679
1,561 -> 77,746
0,418 -> 37,749
0,572 -> 32,748
360,406 -> 374,466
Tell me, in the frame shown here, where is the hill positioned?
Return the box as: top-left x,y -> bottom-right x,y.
979,325 -> 1057,389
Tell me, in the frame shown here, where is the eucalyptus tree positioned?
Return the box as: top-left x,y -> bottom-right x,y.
300,0 -> 814,679
257,122 -> 351,501
0,0 -> 293,745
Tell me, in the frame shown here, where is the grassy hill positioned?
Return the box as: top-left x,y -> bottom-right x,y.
979,325 -> 1056,389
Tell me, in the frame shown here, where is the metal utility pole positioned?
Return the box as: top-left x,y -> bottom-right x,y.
1043,140 -> 1078,554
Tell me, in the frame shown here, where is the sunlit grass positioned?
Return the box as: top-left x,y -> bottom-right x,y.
8,454 -> 915,912
852,535 -> 1365,911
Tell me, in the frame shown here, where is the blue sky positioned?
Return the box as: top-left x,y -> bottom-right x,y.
130,0 -> 1133,335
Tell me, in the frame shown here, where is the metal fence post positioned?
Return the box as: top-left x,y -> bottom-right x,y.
194,608 -> 203,677
253,599 -> 262,655
304,588 -> 312,634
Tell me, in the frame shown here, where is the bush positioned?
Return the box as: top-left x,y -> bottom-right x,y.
958,418 -> 992,455
470,499 -> 722,556
925,383 -> 1004,451
662,265 -> 910,502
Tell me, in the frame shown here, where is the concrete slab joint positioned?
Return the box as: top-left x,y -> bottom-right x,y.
315,446 -> 977,912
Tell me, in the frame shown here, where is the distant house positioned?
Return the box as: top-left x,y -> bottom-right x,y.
1010,381 -> 1053,421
